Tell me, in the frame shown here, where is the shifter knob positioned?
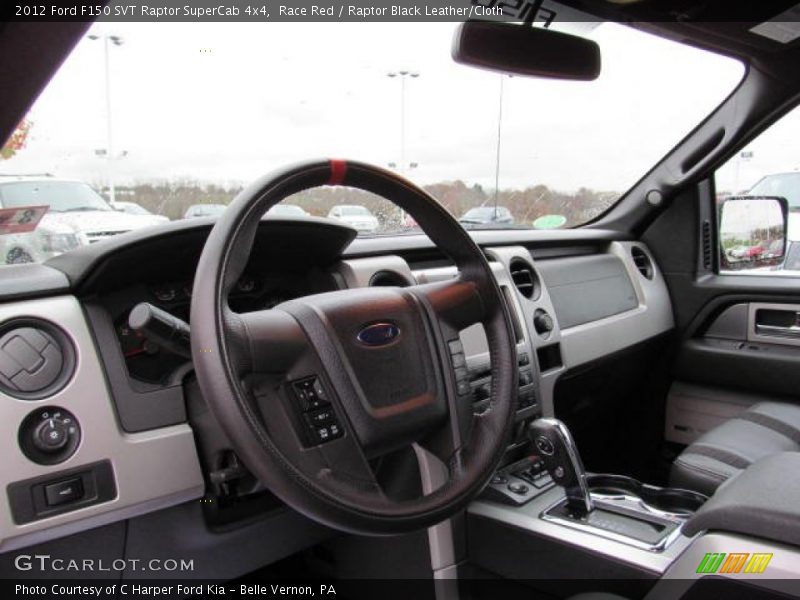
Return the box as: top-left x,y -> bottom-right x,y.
528,418 -> 593,515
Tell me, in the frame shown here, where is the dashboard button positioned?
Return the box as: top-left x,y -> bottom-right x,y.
507,482 -> 529,495
535,435 -> 555,456
45,478 -> 84,507
305,407 -> 336,427
456,379 -> 472,396
448,340 -> 464,355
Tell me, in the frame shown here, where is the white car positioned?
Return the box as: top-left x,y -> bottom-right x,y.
266,204 -> 308,217
327,204 -> 379,233
0,176 -> 164,264
110,200 -> 170,224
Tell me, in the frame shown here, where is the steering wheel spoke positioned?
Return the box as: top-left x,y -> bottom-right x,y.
407,277 -> 485,332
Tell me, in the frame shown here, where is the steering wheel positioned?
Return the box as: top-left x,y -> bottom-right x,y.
191,160 -> 518,534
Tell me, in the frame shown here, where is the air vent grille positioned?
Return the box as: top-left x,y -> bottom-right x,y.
631,246 -> 654,280
702,220 -> 713,270
509,258 -> 539,300
0,319 -> 76,400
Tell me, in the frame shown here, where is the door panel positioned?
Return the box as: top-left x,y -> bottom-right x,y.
643,181 -> 800,449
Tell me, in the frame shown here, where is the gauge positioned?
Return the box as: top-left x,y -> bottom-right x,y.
152,284 -> 178,303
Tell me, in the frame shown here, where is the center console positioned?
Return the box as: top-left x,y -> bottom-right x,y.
470,418 -> 708,582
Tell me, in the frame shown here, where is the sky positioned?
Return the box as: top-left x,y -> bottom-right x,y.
4,21 -> 747,195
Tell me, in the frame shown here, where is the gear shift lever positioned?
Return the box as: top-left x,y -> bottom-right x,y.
528,418 -> 593,515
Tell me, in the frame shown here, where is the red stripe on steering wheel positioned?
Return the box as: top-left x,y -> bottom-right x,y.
328,159 -> 347,185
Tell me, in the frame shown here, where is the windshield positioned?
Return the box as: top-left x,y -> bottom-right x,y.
0,21 -> 743,265
749,174 -> 800,210
268,204 -> 306,216
339,206 -> 372,217
0,181 -> 111,212
116,202 -> 151,215
186,204 -> 226,217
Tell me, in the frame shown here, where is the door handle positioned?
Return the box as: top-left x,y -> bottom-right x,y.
755,323 -> 800,339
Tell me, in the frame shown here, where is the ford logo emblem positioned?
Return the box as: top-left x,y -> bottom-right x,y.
357,322 -> 401,346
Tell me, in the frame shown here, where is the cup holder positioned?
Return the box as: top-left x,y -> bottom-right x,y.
587,473 -> 707,516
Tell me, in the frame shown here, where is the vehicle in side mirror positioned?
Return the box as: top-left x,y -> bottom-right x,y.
451,20 -> 601,80
719,196 -> 788,272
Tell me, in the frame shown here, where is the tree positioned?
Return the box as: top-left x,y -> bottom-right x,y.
1,119 -> 33,160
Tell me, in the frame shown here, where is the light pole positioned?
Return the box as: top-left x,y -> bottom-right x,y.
387,70 -> 419,175
88,33 -> 123,204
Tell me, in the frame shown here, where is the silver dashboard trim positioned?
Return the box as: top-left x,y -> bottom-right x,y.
0,296 -> 204,552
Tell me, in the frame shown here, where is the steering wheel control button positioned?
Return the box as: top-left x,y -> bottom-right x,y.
292,376 -> 331,411
508,482 -> 529,495
491,475 -> 508,485
44,478 -> 85,507
448,340 -> 473,398
313,423 -> 344,444
291,377 -> 345,446
306,407 -> 335,425
535,435 -> 555,456
518,352 -> 530,366
18,407 -> 81,465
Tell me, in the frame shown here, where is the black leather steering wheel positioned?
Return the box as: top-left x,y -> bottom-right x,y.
191,159 -> 518,534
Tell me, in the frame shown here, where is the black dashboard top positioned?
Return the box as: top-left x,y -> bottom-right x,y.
0,216 -> 629,304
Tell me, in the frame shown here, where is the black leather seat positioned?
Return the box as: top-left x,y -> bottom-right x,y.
670,401 -> 800,496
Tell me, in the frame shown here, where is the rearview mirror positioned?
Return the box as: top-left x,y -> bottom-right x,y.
452,20 -> 601,80
719,196 -> 788,272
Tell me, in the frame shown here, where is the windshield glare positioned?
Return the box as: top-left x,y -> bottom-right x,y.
0,21 -> 743,265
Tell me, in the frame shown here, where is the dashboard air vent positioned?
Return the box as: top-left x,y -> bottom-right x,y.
369,270 -> 411,287
0,319 -> 75,400
509,258 -> 539,300
631,246 -> 654,280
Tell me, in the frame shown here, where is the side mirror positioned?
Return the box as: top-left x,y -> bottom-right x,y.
719,196 -> 788,272
452,20 -> 601,80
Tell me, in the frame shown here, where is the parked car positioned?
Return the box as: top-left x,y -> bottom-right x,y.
183,203 -> 228,219
110,200 -> 169,224
459,205 -> 515,227
327,204 -> 379,233
0,176 -> 166,264
266,203 -> 308,217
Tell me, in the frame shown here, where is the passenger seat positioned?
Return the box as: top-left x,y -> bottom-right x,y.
670,401 -> 800,496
